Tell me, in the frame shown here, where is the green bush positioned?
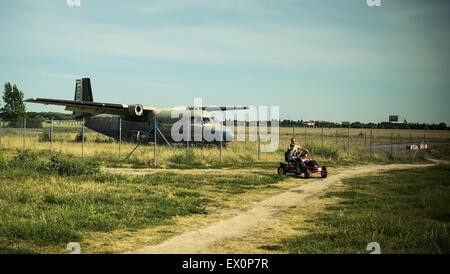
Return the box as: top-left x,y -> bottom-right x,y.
74,132 -> 87,142
10,152 -> 42,170
38,131 -> 51,142
50,154 -> 100,176
0,154 -> 8,169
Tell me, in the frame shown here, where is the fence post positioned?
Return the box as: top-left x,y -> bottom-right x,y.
186,140 -> 189,161
119,118 -> 122,159
390,131 -> 393,156
23,118 -> 26,151
186,120 -> 190,163
347,126 -> 350,157
82,118 -> 85,159
424,134 -> 426,143
336,129 -> 338,147
258,124 -> 261,161
370,130 -> 373,158
397,132 -> 400,154
50,118 -> 53,153
219,122 -> 223,161
220,140 -> 223,161
292,126 -> 295,138
154,118 -> 157,165
321,127 -> 324,158
304,127 -> 307,144
364,131 -> 367,151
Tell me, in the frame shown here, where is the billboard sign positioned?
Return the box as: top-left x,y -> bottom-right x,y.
389,115 -> 399,122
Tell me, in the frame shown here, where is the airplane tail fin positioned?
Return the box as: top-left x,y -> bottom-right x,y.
74,78 -> 93,102
73,78 -> 94,119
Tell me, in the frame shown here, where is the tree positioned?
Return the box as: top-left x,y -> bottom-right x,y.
1,82 -> 26,119
438,123 -> 447,130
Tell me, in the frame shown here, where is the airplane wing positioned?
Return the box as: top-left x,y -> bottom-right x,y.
188,106 -> 249,111
25,98 -> 151,117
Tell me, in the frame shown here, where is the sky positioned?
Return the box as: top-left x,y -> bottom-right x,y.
0,0 -> 449,124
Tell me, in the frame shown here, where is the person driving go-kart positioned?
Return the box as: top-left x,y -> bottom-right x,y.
286,138 -> 308,175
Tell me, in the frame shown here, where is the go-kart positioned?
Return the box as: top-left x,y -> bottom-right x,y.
277,151 -> 327,178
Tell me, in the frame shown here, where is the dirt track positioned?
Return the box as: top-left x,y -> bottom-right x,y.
122,162 -> 434,254
104,167 -> 274,176
425,158 -> 450,165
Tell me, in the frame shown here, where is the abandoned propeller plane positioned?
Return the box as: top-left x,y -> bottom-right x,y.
25,78 -> 247,144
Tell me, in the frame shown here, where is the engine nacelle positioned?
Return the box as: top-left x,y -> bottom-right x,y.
128,104 -> 144,117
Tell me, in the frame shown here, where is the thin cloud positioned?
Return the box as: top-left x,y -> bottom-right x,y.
141,82 -> 186,90
40,70 -> 79,80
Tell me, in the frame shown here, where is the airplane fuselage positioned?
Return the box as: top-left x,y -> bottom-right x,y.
84,109 -> 234,143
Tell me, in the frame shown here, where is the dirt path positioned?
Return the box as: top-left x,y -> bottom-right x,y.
126,162 -> 434,254
425,158 -> 450,165
104,167 -> 275,176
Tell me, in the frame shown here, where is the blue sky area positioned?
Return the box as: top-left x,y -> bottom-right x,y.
0,0 -> 449,124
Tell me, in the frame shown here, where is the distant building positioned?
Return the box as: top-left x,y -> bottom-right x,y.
304,121 -> 316,128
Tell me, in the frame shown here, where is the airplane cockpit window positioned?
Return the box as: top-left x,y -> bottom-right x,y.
202,117 -> 211,124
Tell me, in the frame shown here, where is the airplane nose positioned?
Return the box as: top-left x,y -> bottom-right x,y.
223,130 -> 234,142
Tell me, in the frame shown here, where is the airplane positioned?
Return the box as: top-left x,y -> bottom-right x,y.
25,78 -> 247,144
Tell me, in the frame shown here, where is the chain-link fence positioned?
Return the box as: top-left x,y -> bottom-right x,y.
288,126 -> 434,159
0,118 -> 446,165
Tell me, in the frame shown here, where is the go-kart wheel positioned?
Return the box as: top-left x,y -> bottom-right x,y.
304,168 -> 310,179
321,166 -> 328,178
277,166 -> 285,175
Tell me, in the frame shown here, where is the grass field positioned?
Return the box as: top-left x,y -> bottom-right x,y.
274,164 -> 449,254
0,151 -> 287,253
0,124 -> 448,254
